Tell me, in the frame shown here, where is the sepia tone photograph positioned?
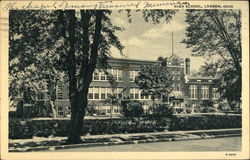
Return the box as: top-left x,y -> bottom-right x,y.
0,1 -> 249,159
7,9 -> 243,152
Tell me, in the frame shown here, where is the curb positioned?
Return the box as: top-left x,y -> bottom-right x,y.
9,130 -> 241,152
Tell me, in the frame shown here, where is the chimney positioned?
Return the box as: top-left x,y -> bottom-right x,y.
185,58 -> 190,75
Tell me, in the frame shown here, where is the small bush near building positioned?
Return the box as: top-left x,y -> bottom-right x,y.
185,108 -> 192,114
174,108 -> 185,114
149,104 -> 174,118
169,115 -> 241,131
201,106 -> 216,113
200,100 -> 214,108
121,100 -> 144,118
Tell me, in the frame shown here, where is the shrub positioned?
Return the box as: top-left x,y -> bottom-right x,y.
9,120 -> 34,139
169,115 -> 241,131
121,100 -> 144,118
185,108 -> 192,114
150,104 -> 174,118
200,100 -> 214,108
194,107 -> 201,113
174,108 -> 184,114
201,106 -> 216,113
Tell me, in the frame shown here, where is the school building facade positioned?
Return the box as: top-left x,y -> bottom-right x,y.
40,55 -> 220,117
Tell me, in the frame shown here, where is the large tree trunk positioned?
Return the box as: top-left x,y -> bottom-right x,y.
66,10 -> 104,144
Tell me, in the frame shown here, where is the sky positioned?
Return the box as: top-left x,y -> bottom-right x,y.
110,10 -> 206,71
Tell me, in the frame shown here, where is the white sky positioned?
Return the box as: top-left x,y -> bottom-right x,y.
110,10 -> 206,71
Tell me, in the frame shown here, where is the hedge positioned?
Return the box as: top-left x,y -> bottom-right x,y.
9,115 -> 242,139
169,115 -> 241,131
9,118 -> 169,139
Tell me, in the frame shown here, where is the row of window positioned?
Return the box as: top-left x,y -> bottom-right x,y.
93,69 -> 123,81
189,85 -> 219,99
92,69 -> 141,82
88,87 -> 123,100
129,88 -> 151,100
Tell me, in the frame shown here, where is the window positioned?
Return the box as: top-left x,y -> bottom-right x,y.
101,87 -> 106,99
176,70 -> 181,80
130,88 -> 134,99
129,71 -> 134,81
129,70 -> 138,82
118,69 -> 123,81
189,85 -> 197,99
93,70 -> 99,80
100,71 -> 106,80
140,90 -> 144,99
172,70 -> 175,80
107,88 -> 112,98
57,106 -> 64,116
201,85 -> 209,99
93,87 -> 99,99
134,71 -> 139,80
113,69 -> 118,81
135,88 -> 139,99
175,83 -> 180,91
212,88 -> 219,99
56,85 -> 63,99
117,87 -> 123,98
88,87 -> 93,99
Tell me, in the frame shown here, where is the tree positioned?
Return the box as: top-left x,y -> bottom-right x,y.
103,72 -> 125,119
58,10 -> 176,144
135,64 -> 173,108
183,10 -> 242,108
9,10 -> 67,119
9,10 -> 176,144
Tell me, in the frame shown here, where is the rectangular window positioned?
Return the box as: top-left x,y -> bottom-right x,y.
201,85 -> 209,99
100,71 -> 106,81
118,69 -> 123,81
176,83 -> 180,91
212,88 -> 219,99
117,87 -> 123,98
134,71 -> 139,80
139,90 -> 144,99
88,87 -> 94,99
130,88 -> 134,99
56,85 -> 63,99
93,70 -> 99,80
135,88 -> 139,99
172,70 -> 175,80
57,106 -> 64,116
107,88 -> 112,98
189,85 -> 197,99
113,69 -> 118,81
129,70 -> 134,82
93,87 -> 99,99
101,87 -> 106,99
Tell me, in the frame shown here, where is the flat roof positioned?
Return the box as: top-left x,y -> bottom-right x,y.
108,57 -> 160,64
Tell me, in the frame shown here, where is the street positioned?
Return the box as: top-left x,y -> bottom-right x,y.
55,137 -> 241,152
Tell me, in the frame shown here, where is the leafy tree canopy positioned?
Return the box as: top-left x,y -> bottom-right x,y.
135,64 -> 173,99
183,9 -> 242,107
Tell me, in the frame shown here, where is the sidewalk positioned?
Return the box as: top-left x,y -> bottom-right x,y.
9,128 -> 241,152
